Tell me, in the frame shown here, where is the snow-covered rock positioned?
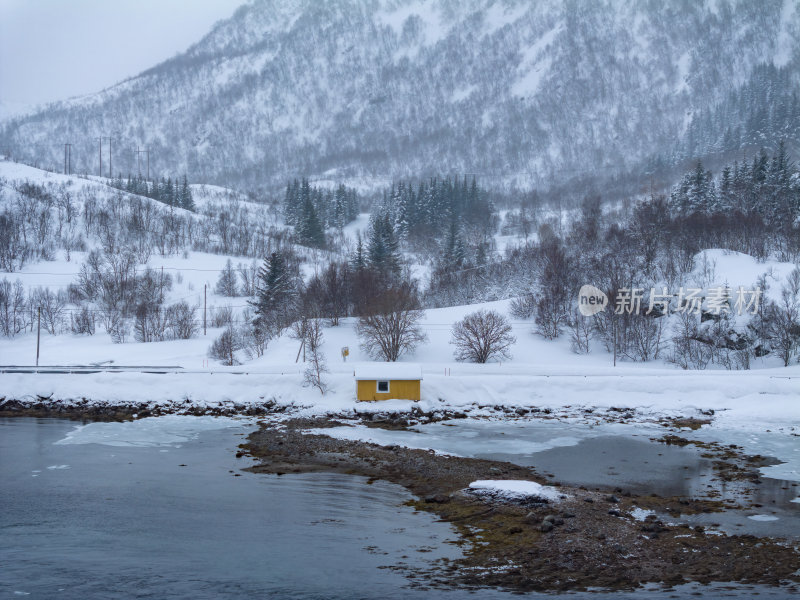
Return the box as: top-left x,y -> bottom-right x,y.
467,479 -> 565,502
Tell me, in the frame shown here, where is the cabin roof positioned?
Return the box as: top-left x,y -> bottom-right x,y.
354,363 -> 423,381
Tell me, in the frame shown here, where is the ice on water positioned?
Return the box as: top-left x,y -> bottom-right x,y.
55,415 -> 246,447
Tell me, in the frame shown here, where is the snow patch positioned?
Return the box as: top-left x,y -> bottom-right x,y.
629,507 -> 655,521
55,415 -> 244,447
468,480 -> 565,502
747,514 -> 779,522
511,23 -> 562,97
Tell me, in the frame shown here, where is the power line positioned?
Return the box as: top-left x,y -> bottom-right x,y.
8,266 -> 257,276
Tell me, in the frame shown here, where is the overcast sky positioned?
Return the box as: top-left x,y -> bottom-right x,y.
0,0 -> 244,109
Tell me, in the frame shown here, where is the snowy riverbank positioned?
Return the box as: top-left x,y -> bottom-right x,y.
3,363 -> 798,431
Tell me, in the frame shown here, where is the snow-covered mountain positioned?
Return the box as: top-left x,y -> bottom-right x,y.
1,0 -> 798,191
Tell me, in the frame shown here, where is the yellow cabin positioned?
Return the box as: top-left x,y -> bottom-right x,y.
354,364 -> 422,401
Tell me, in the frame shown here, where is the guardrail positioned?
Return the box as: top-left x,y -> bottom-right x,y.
0,365 -> 303,375
0,365 -> 184,374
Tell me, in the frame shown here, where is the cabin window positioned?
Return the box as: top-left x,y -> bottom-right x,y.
377,380 -> 390,393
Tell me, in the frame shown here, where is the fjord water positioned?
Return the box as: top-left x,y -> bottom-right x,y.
0,417 -> 463,599
1,417 -> 797,599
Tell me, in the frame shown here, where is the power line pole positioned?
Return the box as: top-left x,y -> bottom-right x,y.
613,313 -> 617,367
64,143 -> 72,175
36,306 -> 41,366
96,137 -> 102,177
103,137 -> 114,178
204,284 -> 207,336
135,147 -> 151,179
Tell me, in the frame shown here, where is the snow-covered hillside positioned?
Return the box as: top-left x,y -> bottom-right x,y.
1,0 -> 797,191
2,159 -> 799,372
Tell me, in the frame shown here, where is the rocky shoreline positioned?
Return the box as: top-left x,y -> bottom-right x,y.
243,417 -> 800,593
0,394 -> 713,427
0,397 -> 282,421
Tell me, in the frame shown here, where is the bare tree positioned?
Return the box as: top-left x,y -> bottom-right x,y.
241,308 -> 269,358
211,305 -> 234,328
133,304 -> 170,342
208,324 -> 243,366
765,267 -> 800,366
356,284 -> 427,361
450,309 -> 515,363
0,212 -> 27,272
238,260 -> 258,297
303,318 -> 328,394
624,312 -> 664,362
509,293 -> 536,319
108,313 -> 131,344
668,311 -> 711,370
534,234 -> 572,339
0,278 -> 27,337
568,309 -> 592,354
32,288 -> 66,335
321,261 -> 349,325
167,301 -> 198,340
70,306 -> 95,335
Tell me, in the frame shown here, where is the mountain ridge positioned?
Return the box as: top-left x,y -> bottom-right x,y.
2,0 -> 798,193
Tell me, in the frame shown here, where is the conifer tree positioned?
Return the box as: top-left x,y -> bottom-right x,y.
441,219 -> 467,268
350,232 -> 367,272
179,175 -> 195,210
250,252 -> 297,336
367,213 -> 400,277
297,187 -> 325,248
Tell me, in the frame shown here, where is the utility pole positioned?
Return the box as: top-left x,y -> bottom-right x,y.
204,284 -> 207,335
135,147 -> 151,179
613,313 -> 617,367
36,306 -> 41,366
64,143 -> 72,175
103,137 -> 114,178
96,137 -> 102,177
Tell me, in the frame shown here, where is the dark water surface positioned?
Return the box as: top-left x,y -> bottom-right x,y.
0,417 -> 464,599
1,417 -> 796,599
